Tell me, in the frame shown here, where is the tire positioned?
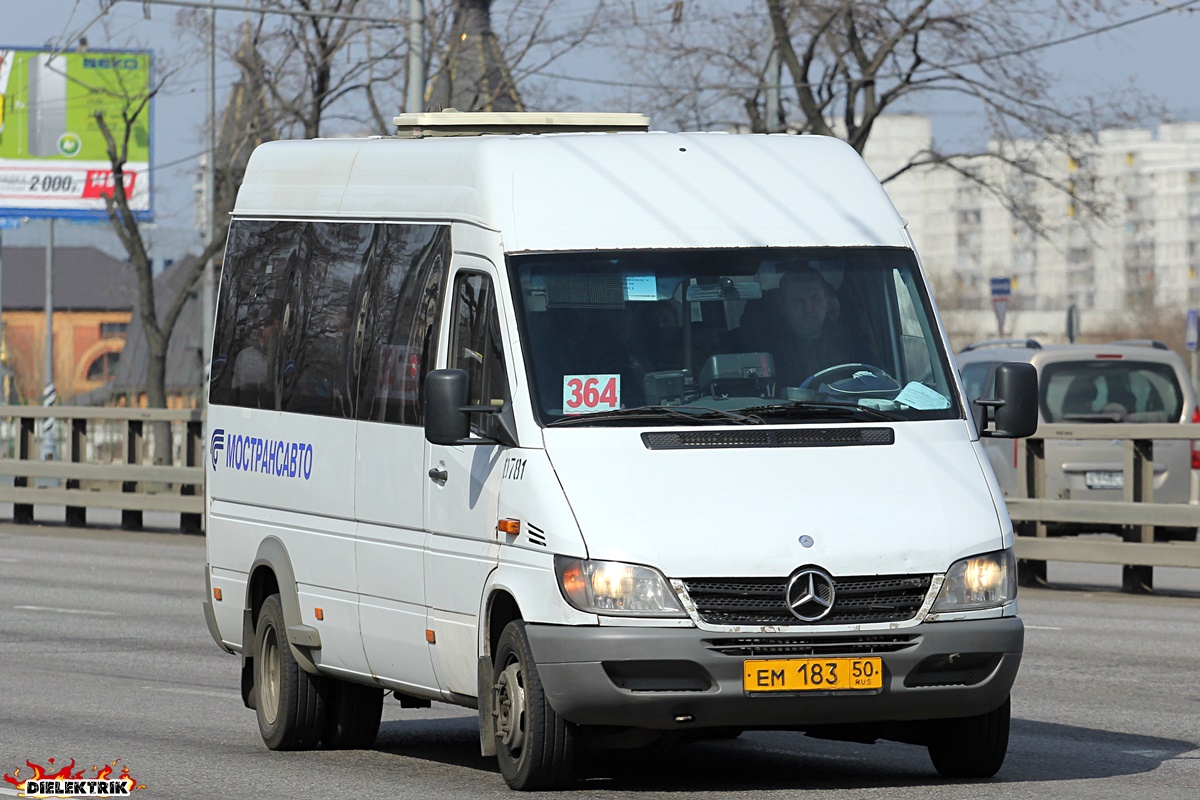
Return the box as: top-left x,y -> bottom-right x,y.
927,696 -> 1010,779
322,679 -> 384,749
493,621 -> 576,790
254,593 -> 327,750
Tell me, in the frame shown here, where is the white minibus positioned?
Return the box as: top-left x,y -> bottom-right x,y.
202,112 -> 1037,790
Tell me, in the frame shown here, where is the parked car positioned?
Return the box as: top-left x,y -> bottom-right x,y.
956,338 -> 1198,542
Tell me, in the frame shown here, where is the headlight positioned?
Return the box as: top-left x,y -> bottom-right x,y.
554,556 -> 687,617
931,549 -> 1016,613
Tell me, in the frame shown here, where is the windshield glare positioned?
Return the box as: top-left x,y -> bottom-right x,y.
509,248 -> 959,425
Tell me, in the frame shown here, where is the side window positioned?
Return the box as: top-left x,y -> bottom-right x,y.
277,222 -> 374,418
210,219 -> 450,423
357,225 -> 449,425
449,271 -> 508,432
959,362 -> 995,405
210,219 -> 303,410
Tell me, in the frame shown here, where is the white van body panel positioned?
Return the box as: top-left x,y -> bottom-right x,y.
208,412 -> 369,674
204,128 -> 1024,772
355,420 -> 438,693
542,420 -> 1002,580
235,134 -> 908,252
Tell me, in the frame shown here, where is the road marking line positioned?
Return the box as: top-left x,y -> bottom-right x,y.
143,686 -> 237,699
0,558 -> 19,563
1026,625 -> 1063,630
13,605 -> 118,616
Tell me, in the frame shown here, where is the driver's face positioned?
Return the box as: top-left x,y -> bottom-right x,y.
782,276 -> 828,336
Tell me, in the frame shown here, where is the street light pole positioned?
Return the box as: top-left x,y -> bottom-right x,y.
407,0 -> 425,113
202,0 -> 216,388
42,218 -> 56,460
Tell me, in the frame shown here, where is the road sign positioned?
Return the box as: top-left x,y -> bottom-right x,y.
990,277 -> 1011,336
1187,309 -> 1198,352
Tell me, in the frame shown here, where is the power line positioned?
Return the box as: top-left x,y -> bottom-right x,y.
938,0 -> 1200,69
113,0 -> 402,24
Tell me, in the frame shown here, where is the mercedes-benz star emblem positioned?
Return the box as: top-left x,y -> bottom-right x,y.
784,568 -> 836,622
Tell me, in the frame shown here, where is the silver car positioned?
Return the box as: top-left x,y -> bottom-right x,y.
957,339 -> 1198,542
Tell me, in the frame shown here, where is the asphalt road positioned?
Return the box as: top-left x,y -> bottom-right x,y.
2,521 -> 1199,799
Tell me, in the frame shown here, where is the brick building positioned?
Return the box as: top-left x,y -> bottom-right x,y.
0,246 -> 135,404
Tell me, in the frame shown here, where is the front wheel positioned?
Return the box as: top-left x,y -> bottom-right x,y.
927,696 -> 1010,779
493,621 -> 576,790
254,593 -> 327,750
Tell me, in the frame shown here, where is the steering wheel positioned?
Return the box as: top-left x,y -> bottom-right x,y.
798,363 -> 900,398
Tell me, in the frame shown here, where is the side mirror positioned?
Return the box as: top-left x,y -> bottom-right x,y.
975,362 -> 1038,439
424,369 -> 471,445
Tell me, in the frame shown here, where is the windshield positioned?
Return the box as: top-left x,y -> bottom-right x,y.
508,247 -> 960,426
1042,360 -> 1184,423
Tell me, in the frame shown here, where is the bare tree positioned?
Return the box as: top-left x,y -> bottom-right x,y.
84,66 -> 206,463
611,1 -> 1162,234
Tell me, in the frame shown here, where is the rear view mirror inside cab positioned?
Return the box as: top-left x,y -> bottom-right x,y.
974,362 -> 1038,438
685,278 -> 762,302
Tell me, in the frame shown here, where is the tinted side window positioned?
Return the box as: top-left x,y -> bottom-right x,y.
210,219 -> 302,410
211,220 -> 449,422
449,272 -> 508,433
358,225 -> 449,425
277,222 -> 374,418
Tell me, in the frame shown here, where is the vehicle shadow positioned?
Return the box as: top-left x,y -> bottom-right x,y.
372,713 -> 1196,790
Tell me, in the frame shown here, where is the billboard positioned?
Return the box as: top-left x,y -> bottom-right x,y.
0,47 -> 152,220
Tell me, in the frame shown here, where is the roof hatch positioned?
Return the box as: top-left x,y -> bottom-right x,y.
391,110 -> 651,138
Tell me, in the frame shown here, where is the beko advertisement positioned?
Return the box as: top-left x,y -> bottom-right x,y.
0,47 -> 152,219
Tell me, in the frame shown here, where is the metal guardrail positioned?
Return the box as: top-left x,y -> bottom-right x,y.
1006,422 -> 1200,591
0,405 -> 204,532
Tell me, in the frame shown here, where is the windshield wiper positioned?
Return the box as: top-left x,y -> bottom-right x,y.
738,400 -> 905,423
546,405 -> 764,427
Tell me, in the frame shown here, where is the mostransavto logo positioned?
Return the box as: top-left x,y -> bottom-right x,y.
210,428 -> 225,469
211,429 -> 315,480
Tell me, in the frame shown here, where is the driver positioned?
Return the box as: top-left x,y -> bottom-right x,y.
762,267 -> 859,388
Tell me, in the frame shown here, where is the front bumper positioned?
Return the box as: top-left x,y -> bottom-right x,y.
526,617 -> 1022,730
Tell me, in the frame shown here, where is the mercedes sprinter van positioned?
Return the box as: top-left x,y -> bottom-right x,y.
203,112 -> 1036,790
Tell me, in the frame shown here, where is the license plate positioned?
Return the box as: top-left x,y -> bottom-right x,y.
1085,470 -> 1124,489
743,657 -> 883,692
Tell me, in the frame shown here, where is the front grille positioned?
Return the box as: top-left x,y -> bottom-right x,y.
642,428 -> 894,450
706,634 -> 919,657
681,574 -> 931,626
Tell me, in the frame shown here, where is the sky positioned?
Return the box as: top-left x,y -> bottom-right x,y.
2,0 -> 1200,263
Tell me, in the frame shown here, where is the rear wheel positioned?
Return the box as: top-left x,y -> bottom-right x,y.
254,593 -> 326,750
493,621 -> 576,790
322,679 -> 384,749
927,696 -> 1010,779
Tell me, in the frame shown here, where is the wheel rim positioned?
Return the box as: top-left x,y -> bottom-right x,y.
494,658 -> 527,756
259,622 -> 281,725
